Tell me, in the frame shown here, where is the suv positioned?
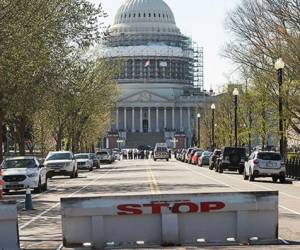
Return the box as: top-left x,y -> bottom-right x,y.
96,150 -> 113,164
1,156 -> 48,193
216,147 -> 246,174
44,151 -> 78,179
90,153 -> 100,169
154,143 -> 169,161
75,153 -> 93,171
244,151 -> 286,183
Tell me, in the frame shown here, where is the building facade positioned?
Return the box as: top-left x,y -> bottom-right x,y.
102,0 -> 214,149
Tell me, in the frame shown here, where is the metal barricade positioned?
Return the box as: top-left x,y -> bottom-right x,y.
0,201 -> 20,249
61,191 -> 278,248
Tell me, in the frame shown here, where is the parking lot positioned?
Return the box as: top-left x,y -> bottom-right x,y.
2,159 -> 300,249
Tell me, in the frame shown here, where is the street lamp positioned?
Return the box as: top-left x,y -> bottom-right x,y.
233,88 -> 239,148
197,113 -> 201,148
275,58 -> 285,158
211,104 -> 216,150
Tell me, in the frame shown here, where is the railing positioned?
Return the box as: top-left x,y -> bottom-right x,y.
286,159 -> 300,180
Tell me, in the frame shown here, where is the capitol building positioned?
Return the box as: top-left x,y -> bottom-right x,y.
102,0 -> 214,149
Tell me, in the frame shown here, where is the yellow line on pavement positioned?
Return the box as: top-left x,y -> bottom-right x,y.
147,163 -> 161,194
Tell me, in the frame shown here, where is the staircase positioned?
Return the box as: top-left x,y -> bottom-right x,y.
126,132 -> 165,148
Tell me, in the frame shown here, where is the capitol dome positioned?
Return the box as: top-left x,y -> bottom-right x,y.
110,0 -> 180,35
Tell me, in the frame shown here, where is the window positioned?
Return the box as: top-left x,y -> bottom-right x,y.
138,13 -> 141,17
129,14 -> 131,18
144,13 -> 146,17
149,13 -> 151,17
133,13 -> 136,18
159,13 -> 161,17
154,13 -> 156,17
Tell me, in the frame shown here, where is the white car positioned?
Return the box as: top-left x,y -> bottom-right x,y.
44,151 -> 78,179
1,156 -> 48,193
244,151 -> 286,183
96,151 -> 113,164
75,153 -> 93,171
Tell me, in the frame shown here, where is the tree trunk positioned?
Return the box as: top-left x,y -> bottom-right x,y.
56,125 -> 63,151
17,116 -> 26,155
0,110 -> 4,162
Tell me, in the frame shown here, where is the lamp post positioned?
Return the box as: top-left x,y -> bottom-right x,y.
275,58 -> 285,158
197,113 -> 201,148
233,88 -> 239,148
211,104 -> 216,150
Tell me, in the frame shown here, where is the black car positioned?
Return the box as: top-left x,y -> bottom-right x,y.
216,147 -> 246,174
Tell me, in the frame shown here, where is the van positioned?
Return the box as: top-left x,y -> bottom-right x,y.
154,143 -> 169,161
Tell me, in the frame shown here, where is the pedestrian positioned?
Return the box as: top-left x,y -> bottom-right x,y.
134,150 -> 137,160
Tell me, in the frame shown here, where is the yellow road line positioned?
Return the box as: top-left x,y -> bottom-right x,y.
147,163 -> 161,194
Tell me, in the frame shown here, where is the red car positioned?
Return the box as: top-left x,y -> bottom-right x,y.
191,151 -> 202,165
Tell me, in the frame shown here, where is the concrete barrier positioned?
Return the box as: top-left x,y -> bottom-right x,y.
0,201 -> 19,249
61,191 -> 278,248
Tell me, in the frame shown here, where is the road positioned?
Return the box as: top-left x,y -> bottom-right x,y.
3,158 -> 300,249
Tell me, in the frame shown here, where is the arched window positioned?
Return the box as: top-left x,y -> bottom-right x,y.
124,14 -> 126,18
154,13 -> 156,17
149,13 -> 151,17
129,14 -> 131,18
144,13 -> 146,17
158,13 -> 161,18
138,13 -> 141,17
133,13 -> 135,17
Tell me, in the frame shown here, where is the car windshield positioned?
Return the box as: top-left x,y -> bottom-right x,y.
257,153 -> 281,161
46,153 -> 71,161
75,154 -> 89,159
97,152 -> 108,155
2,159 -> 37,169
156,147 -> 167,152
203,151 -> 211,156
224,147 -> 246,157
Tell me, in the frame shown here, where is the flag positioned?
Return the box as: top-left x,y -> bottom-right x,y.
144,60 -> 150,67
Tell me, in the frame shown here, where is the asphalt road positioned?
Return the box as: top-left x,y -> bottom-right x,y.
3,158 -> 300,249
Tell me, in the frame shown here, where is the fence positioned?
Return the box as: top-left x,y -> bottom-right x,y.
286,159 -> 300,180
61,191 -> 278,248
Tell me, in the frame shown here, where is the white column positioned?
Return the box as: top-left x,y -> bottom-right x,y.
116,108 -> 119,130
124,107 -> 127,131
172,107 -> 175,130
148,107 -> 152,132
156,107 -> 159,132
140,107 -> 143,132
132,107 -> 135,132
164,107 -> 167,129
188,107 -> 191,132
180,107 -> 183,132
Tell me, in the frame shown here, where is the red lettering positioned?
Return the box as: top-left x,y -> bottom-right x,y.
200,202 -> 225,212
144,203 -> 170,214
117,204 -> 142,215
172,202 -> 198,214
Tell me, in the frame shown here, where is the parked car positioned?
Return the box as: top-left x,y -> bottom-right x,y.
188,149 -> 201,164
44,151 -> 78,179
113,149 -> 121,161
216,147 -> 246,174
209,149 -> 222,170
153,143 -> 169,161
179,149 -> 187,162
90,153 -> 100,169
244,151 -> 286,183
191,151 -> 202,165
75,153 -> 93,171
1,156 -> 48,193
96,150 -> 114,164
185,148 -> 195,163
198,151 -> 212,167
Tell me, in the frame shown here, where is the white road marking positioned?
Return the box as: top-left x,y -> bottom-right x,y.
19,167 -> 115,230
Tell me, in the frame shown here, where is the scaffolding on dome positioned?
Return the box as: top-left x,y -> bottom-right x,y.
193,43 -> 204,91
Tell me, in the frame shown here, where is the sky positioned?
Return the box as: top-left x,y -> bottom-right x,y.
89,0 -> 242,92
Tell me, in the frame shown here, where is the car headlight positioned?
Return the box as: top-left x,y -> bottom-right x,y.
65,162 -> 72,167
27,173 -> 38,178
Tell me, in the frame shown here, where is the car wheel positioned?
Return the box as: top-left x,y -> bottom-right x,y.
89,166 -> 93,171
279,176 -> 286,183
75,170 -> 79,178
154,159 -> 157,161
70,168 -> 76,179
238,168 -> 244,175
166,158 -> 169,162
272,176 -> 278,183
42,178 -> 48,191
243,170 -> 249,180
209,164 -> 213,170
249,170 -> 255,182
34,179 -> 43,193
